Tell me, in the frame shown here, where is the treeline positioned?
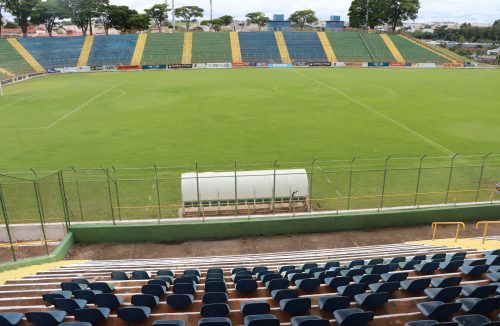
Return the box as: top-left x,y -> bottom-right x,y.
412,21 -> 500,43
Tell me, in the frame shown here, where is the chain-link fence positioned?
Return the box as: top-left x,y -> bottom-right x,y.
1,154 -> 499,262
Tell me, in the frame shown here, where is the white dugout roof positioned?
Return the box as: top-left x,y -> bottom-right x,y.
181,169 -> 309,202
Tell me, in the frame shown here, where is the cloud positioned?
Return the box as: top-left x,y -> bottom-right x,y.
114,0 -> 499,23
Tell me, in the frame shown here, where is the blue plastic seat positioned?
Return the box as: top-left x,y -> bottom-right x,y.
339,269 -> 364,279
198,317 -> 232,326
142,284 -> 166,297
53,299 -> 87,314
288,273 -> 310,283
149,279 -> 169,287
457,296 -> 500,315
203,292 -> 228,304
231,267 -> 248,275
417,301 -> 461,320
317,295 -> 350,313
89,282 -> 114,293
111,272 -> 128,280
131,294 -> 159,308
410,255 -> 427,261
279,298 -> 311,314
235,279 -> 257,294
400,261 -> 422,270
94,293 -> 124,309
200,303 -> 230,318
262,273 -> 281,283
315,271 -> 337,283
488,272 -> 500,282
428,254 -> 446,260
446,252 -> 467,261
234,274 -> 253,283
131,271 -> 150,280
271,289 -> 298,303
430,277 -> 462,288
460,265 -> 489,276
278,265 -> 295,273
244,314 -> 278,326
166,294 -> 194,309
184,269 -> 201,277
324,261 -> 340,269
156,275 -> 174,283
61,282 -> 87,293
0,313 -> 23,326
352,274 -> 380,285
295,278 -> 320,291
307,267 -> 325,275
207,268 -> 223,274
346,260 -> 365,268
157,270 -> 174,277
439,261 -> 464,272
366,259 -> 384,266
369,282 -> 400,294
354,292 -> 390,309
174,276 -> 196,285
324,276 -> 350,289
43,291 -> 72,305
25,311 -> 67,326
488,256 -> 500,266
453,314 -> 500,326
366,264 -> 389,275
266,278 -> 289,291
173,283 -> 196,295
117,306 -> 150,323
291,316 -> 329,326
461,285 -> 497,298
333,308 -> 374,326
74,290 -> 101,304
385,257 -> 406,264
300,263 -> 318,271
381,272 -> 408,282
424,287 -> 462,302
415,262 -> 440,274
74,308 -> 110,324
240,301 -> 270,316
337,283 -> 367,299
490,266 -> 500,273
71,279 -> 90,286
401,278 -> 431,293
251,266 -> 268,275
463,259 -> 487,266
152,320 -> 186,326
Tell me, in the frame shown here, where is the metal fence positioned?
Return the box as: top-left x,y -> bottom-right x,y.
1,153 -> 499,262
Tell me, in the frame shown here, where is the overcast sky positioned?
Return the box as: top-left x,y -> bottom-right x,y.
116,0 -> 498,23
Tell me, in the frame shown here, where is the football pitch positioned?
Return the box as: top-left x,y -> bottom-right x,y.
0,68 -> 500,221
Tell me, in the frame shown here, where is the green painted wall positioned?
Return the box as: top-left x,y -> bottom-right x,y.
69,204 -> 500,243
0,232 -> 74,272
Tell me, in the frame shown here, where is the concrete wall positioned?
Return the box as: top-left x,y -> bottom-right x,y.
69,203 -> 500,243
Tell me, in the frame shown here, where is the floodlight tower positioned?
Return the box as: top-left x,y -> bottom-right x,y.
365,0 -> 370,31
209,0 -> 213,20
171,0 -> 176,31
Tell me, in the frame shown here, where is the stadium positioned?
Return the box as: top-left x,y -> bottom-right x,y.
1,0 -> 500,325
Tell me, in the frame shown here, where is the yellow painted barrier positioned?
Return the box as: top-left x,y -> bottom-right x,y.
432,222 -> 465,242
77,35 -> 94,67
131,34 -> 148,66
274,32 -> 291,64
476,220 -> 500,244
182,32 -> 193,64
229,32 -> 242,63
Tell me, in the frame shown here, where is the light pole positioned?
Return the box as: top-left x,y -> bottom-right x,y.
209,0 -> 213,21
365,0 -> 370,31
172,0 -> 176,32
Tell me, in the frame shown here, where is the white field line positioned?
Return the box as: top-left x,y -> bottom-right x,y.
293,70 -> 455,155
47,80 -> 128,129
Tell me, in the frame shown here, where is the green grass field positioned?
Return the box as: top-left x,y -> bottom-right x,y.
0,68 -> 499,222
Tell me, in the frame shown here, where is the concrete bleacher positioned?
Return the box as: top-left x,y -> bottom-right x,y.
17,37 -> 85,68
141,33 -> 185,65
0,39 -> 34,77
238,32 -> 282,64
326,32 -> 374,62
88,35 -> 138,67
282,32 -> 328,63
389,35 -> 451,64
0,242 -> 498,326
192,33 -> 232,63
362,33 -> 396,62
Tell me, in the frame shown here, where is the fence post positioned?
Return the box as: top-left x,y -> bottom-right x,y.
71,167 -> 84,222
380,155 -> 391,209
445,154 -> 459,204
414,154 -> 427,207
475,152 -> 493,203
234,162 -> 238,217
347,157 -> 357,210
112,167 -> 122,221
154,165 -> 162,222
308,159 -> 316,213
57,171 -> 70,229
272,161 -> 277,214
105,169 -> 116,225
30,169 -> 49,256
0,184 -> 16,261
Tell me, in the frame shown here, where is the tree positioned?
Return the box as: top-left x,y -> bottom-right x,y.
30,0 -> 68,36
174,6 -> 203,31
348,0 -> 385,29
201,15 -> 232,32
0,0 -> 4,35
245,11 -> 268,31
64,0 -> 108,35
288,10 -> 318,31
128,13 -> 149,32
4,0 -> 40,37
98,4 -> 114,35
385,0 -> 420,31
145,3 -> 168,33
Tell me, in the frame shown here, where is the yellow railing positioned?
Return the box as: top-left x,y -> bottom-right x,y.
432,222 -> 465,242
476,220 -> 500,244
